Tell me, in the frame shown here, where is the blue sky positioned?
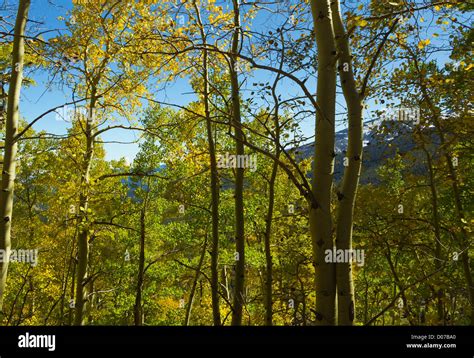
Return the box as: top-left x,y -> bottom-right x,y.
18,0 -> 317,162
20,3 -> 185,162
19,0 -> 196,162
10,0 -> 460,162
20,1 -> 151,162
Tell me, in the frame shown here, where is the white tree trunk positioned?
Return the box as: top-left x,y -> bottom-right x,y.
309,0 -> 337,325
0,0 -> 31,315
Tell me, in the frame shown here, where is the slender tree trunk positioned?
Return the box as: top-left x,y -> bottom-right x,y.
74,90 -> 97,326
385,244 -> 416,325
419,139 -> 444,324
263,151 -> 278,326
262,73 -> 282,326
437,143 -> 474,325
87,275 -> 95,324
230,0 -> 245,326
441,141 -> 473,325
309,0 -> 337,325
363,269 -> 369,324
331,1 -> 363,326
6,267 -> 30,325
134,205 -> 146,326
222,265 -> 230,303
0,0 -> 30,316
193,2 -> 221,325
184,235 -> 207,326
61,232 -> 76,325
0,84 -> 6,134
68,257 -> 76,326
206,71 -> 222,326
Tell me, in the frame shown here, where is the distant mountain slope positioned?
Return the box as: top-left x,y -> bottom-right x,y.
293,121 -> 438,184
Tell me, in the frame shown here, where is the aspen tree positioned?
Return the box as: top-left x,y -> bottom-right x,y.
309,0 -> 337,325
0,0 -> 30,315
230,0 -> 246,326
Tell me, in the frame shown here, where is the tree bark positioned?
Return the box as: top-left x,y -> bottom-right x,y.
230,0 -> 245,326
262,69 -> 283,326
309,0 -> 337,325
68,256 -> 76,326
73,90 -> 97,326
184,235 -> 207,326
419,137 -> 444,324
331,1 -> 363,326
192,1 -> 221,326
134,204 -> 146,325
0,0 -> 30,316
263,139 -> 278,327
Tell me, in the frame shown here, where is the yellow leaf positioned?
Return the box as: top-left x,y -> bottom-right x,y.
434,5 -> 441,11
418,39 -> 430,49
357,19 -> 368,27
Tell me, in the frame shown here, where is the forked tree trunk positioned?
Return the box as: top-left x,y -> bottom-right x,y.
309,0 -> 337,325
331,1 -> 363,326
0,0 -> 30,316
